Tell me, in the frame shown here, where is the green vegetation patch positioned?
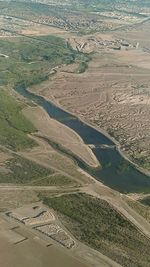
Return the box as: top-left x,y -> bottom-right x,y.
40,193 -> 150,267
30,173 -> 77,186
0,156 -> 54,184
0,89 -> 36,150
0,35 -> 89,88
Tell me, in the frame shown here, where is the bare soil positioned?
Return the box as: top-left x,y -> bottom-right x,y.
0,217 -> 89,267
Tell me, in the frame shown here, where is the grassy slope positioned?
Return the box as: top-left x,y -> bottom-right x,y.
0,155 -> 54,184
40,193 -> 150,267
31,174 -> 76,186
0,89 -> 36,150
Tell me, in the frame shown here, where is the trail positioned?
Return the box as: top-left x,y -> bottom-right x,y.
0,184 -> 80,192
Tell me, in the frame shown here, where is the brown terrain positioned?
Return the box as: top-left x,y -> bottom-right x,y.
0,217 -> 90,267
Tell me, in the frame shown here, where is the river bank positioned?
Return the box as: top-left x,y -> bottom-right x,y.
14,85 -> 150,193
29,87 -> 150,178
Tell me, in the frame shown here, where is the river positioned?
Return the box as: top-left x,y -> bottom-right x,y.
15,85 -> 150,193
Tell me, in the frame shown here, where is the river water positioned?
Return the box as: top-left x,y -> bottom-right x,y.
16,85 -> 150,193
